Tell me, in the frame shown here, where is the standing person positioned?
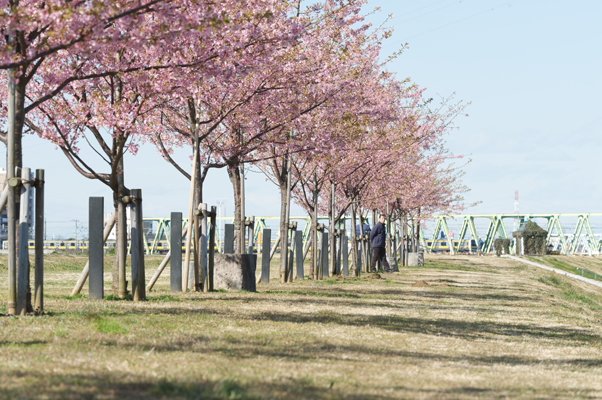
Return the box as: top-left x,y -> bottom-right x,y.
477,237 -> 484,256
370,214 -> 392,273
356,216 -> 371,237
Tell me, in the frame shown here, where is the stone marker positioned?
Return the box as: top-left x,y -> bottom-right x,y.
295,231 -> 303,280
322,231 -> 329,278
214,254 -> 257,291
224,224 -> 235,254
342,234 -> 349,277
408,252 -> 424,267
261,229 -> 271,283
89,197 -> 104,300
171,212 -> 182,292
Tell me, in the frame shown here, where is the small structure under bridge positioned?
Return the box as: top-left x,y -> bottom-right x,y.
425,213 -> 602,256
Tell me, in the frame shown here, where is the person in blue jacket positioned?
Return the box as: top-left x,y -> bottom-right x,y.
370,214 -> 392,273
477,237 -> 484,256
355,216 -> 371,237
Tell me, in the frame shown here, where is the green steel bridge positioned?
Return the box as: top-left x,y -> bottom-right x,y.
140,213 -> 602,256
423,213 -> 602,256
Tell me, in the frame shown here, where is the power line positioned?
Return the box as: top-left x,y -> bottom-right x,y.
383,0 -> 520,47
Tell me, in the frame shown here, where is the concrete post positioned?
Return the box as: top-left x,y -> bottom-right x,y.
34,170 -> 45,312
201,204 -> 208,291
287,224 -> 296,283
170,212 -> 182,292
130,189 -> 145,301
17,167 -> 31,315
322,231 -> 329,278
118,198 -> 127,298
342,232 -> 349,277
89,197 -> 104,300
130,190 -> 140,300
208,206 -> 217,291
261,229 -> 271,283
295,229 -> 303,280
247,216 -> 255,254
224,224 -> 234,254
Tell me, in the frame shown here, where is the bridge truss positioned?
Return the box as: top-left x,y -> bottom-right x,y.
424,213 -> 602,256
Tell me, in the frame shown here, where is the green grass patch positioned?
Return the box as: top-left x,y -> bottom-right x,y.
93,316 -> 128,334
58,293 -> 86,300
147,294 -> 181,302
104,294 -> 133,301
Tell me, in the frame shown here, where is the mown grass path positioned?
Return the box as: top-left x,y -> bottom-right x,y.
0,254 -> 601,399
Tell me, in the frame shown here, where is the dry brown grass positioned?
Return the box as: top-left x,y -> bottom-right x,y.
0,253 -> 601,399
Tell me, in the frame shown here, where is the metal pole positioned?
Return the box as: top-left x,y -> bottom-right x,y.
34,170 -> 44,313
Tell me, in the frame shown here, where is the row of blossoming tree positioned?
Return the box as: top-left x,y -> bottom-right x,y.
1,0 -> 469,294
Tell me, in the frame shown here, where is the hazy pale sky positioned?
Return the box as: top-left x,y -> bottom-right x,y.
6,0 -> 601,237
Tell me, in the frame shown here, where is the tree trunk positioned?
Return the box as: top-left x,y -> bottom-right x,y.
311,178 -> 318,280
329,182 -> 336,276
350,202 -> 358,276
279,154 -> 292,283
227,163 -> 243,254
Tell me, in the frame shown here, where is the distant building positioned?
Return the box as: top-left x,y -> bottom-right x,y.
0,167 -> 35,244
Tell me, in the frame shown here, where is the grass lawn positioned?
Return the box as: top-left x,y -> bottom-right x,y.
0,253 -> 601,399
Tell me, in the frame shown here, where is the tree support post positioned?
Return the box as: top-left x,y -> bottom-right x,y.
17,167 -> 31,315
118,196 -> 128,298
295,229 -> 303,280
208,206 -> 217,291
130,189 -> 145,301
247,216 -> 255,254
260,229 -> 271,284
170,212 -> 183,292
71,212 -> 116,296
200,203 -> 208,292
34,170 -> 45,312
89,197 -> 104,301
287,222 -> 297,283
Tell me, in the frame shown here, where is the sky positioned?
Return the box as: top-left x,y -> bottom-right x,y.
3,0 -> 601,238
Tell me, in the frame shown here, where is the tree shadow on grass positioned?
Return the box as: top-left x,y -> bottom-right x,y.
252,310 -> 602,344
0,370 -> 403,400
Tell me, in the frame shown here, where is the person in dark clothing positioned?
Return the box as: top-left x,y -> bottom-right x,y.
370,214 -> 392,273
355,216 -> 371,237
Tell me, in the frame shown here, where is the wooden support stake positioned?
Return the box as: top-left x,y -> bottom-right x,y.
146,226 -> 187,292
34,170 -> 44,312
269,230 -> 281,261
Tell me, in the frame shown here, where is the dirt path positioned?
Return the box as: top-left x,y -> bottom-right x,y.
0,254 -> 601,399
